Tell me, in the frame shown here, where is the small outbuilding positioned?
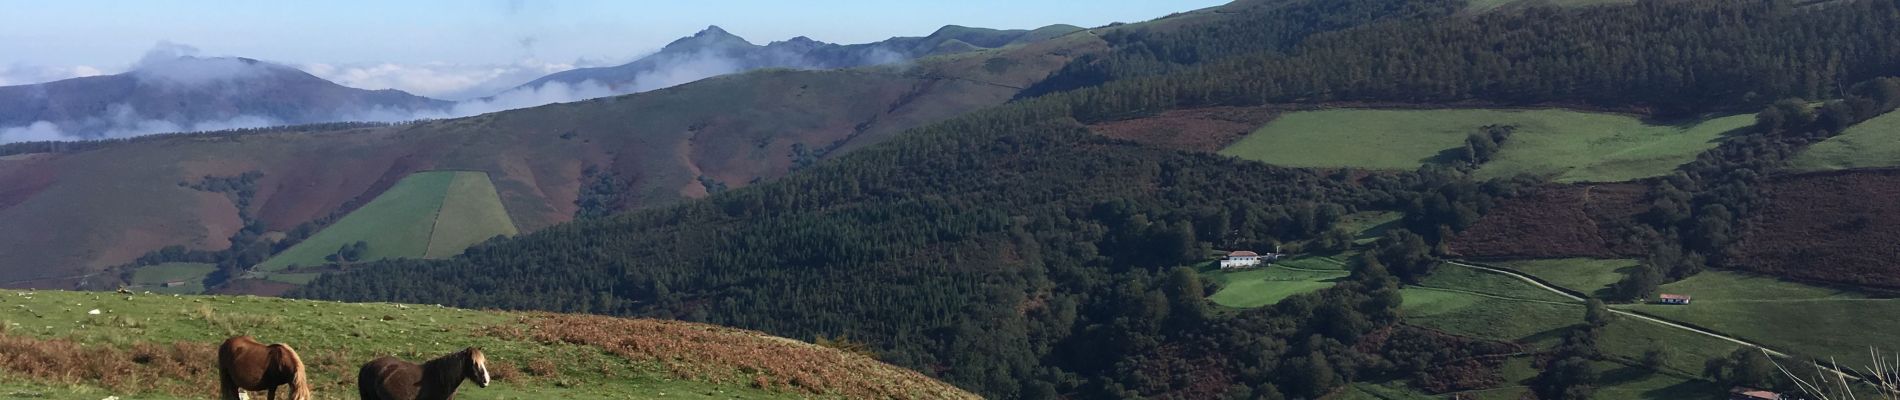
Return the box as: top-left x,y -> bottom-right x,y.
1658,293 -> 1692,305
162,280 -> 187,288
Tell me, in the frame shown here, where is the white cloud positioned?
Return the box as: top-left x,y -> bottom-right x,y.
0,64 -> 108,86
302,58 -> 609,100
0,122 -> 67,143
0,104 -> 279,144
130,42 -> 281,87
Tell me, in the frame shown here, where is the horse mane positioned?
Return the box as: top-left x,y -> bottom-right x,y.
274,343 -> 312,400
416,349 -> 471,399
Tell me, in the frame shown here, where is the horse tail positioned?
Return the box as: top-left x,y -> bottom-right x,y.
218,337 -> 242,400
359,362 -> 378,400
278,344 -> 312,400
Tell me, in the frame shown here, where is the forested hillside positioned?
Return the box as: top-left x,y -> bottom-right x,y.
297,0 -> 1900,398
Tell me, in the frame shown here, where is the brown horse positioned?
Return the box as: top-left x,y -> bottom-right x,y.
357,347 -> 491,400
218,336 -> 311,400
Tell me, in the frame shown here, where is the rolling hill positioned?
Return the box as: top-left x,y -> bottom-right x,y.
0,2 -> 1138,290
0,290 -> 974,400
0,56 -> 449,142
0,66 -> 1040,289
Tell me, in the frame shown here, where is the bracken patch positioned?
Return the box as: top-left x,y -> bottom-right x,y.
0,333 -> 217,397
1088,106 -> 1280,152
1732,168 -> 1900,288
1449,183 -> 1647,259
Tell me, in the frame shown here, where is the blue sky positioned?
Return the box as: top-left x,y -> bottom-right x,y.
1,0 -> 1223,68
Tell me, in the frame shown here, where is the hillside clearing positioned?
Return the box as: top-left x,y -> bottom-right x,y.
258,172 -> 456,271
1489,258 -> 1636,298
1206,266 -> 1350,308
1789,110 -> 1900,171
1415,263 -> 1576,303
424,172 -> 520,258
1218,108 -> 1751,183
257,171 -> 518,276
1398,267 -> 1746,399
0,291 -> 974,400
1622,271 -> 1898,363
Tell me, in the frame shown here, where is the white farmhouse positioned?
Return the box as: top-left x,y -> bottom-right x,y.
1220,250 -> 1281,269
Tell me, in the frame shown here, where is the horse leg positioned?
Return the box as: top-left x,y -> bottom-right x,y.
266,387 -> 277,400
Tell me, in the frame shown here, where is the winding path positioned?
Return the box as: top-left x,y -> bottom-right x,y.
1439,260 -> 1878,385
1442,260 -> 1787,356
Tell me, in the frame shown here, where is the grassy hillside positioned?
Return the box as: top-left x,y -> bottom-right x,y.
425,172 -> 520,258
246,171 -> 517,288
1399,265 -> 1741,399
0,291 -> 973,400
1205,263 -> 1350,308
260,172 -> 459,271
1623,271 -> 1900,363
1218,108 -> 1752,183
1489,258 -> 1636,298
1788,110 -> 1900,171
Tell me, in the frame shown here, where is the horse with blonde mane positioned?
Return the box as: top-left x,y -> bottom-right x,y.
218,336 -> 311,400
358,347 -> 491,400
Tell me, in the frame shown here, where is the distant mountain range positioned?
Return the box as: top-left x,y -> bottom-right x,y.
514,24 -> 1083,93
0,24 -> 1082,142
0,56 -> 450,140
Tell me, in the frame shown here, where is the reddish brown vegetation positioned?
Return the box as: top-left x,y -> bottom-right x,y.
497,313 -> 979,399
1120,343 -> 1237,399
1732,169 -> 1900,288
0,333 -> 218,396
1087,106 -> 1279,152
1449,184 -> 1648,259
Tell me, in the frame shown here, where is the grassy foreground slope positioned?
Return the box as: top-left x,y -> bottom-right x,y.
0,291 -> 973,400
1219,109 -> 1751,182
1788,110 -> 1900,171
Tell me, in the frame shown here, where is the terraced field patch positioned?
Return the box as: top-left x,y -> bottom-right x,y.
258,171 -> 517,273
1219,108 -> 1751,183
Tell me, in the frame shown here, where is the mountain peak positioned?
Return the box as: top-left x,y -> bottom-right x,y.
696,25 -> 736,39
664,25 -> 754,52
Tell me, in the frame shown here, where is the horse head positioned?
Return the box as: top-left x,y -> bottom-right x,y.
463,347 -> 490,388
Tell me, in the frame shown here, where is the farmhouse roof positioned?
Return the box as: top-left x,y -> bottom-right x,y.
1228,251 -> 1259,257
1660,293 -> 1692,300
